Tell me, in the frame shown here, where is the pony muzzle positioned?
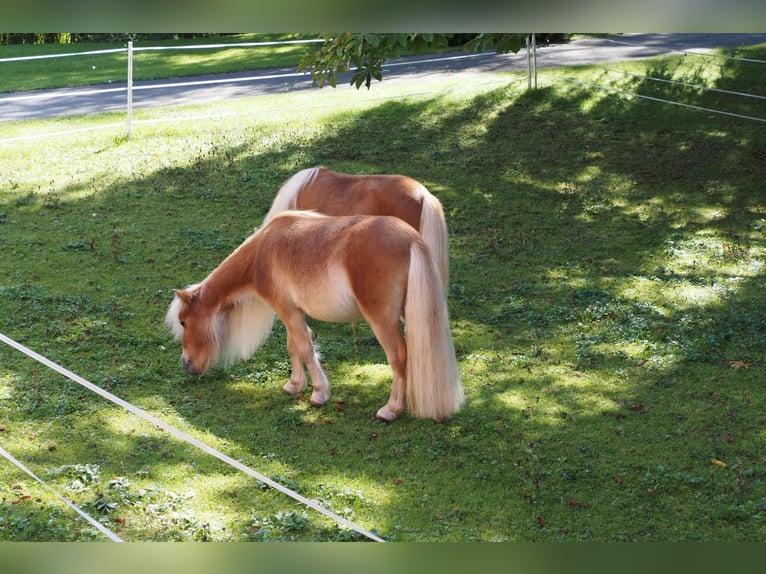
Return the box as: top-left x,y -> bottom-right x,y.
182,355 -> 204,376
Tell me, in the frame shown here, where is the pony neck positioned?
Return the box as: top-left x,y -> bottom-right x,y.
195,232 -> 276,365
199,233 -> 261,311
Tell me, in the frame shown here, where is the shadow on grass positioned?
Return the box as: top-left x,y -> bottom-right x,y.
1,46 -> 764,541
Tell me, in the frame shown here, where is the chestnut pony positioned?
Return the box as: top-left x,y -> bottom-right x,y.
263,166 -> 450,292
166,211 -> 463,422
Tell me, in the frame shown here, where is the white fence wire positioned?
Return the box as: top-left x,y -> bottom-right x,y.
601,67 -> 766,101
581,34 -> 766,122
0,443 -> 124,542
604,36 -> 766,64
0,331 -> 385,542
559,75 -> 766,123
0,46 -> 524,142
0,39 -> 322,63
0,38 -> 325,139
1,35 -> 764,145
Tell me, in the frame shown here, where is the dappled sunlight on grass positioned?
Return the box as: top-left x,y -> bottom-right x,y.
496,371 -> 623,428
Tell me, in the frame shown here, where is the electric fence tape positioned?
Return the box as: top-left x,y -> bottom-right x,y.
0,332 -> 384,542
0,443 -> 124,541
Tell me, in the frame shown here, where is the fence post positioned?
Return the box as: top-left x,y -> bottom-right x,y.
127,40 -> 133,138
526,34 -> 538,90
532,33 -> 537,89
526,35 -> 531,90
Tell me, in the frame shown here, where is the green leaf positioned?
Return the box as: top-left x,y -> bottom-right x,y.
363,34 -> 380,48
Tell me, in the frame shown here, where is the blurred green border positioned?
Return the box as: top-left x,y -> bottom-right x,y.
4,1 -> 766,32
1,542 -> 765,574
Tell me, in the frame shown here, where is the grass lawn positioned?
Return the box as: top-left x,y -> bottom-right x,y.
0,42 -> 765,541
0,34 -> 316,93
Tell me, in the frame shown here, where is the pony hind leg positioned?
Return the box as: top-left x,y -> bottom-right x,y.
281,313 -> 331,407
365,316 -> 408,422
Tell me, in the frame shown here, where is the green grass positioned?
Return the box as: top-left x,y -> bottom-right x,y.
0,44 -> 765,541
0,33 -> 316,93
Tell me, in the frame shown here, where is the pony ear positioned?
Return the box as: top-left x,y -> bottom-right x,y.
173,289 -> 196,305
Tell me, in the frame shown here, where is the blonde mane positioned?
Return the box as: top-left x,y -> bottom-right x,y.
219,292 -> 276,364
165,283 -> 276,368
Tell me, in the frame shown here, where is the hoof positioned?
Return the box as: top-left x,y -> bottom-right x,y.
310,391 -> 329,408
282,379 -> 305,396
375,406 -> 399,422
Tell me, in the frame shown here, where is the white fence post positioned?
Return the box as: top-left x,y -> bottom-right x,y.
526,35 -> 531,89
526,34 -> 537,90
127,40 -> 133,138
532,33 -> 537,89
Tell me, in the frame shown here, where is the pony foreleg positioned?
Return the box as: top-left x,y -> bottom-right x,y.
282,319 -> 331,407
305,354 -> 331,408
282,348 -> 307,396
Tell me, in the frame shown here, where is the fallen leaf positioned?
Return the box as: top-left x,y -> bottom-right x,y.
565,497 -> 586,509
537,515 -> 546,528
728,360 -> 751,370
629,404 -> 644,412
710,458 -> 728,468
615,475 -> 624,485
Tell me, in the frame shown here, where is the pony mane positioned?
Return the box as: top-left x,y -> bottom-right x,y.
165,284 -> 276,368
219,292 -> 276,364
262,166 -> 321,224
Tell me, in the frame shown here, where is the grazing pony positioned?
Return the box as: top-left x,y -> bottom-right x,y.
263,166 -> 450,292
166,211 -> 463,422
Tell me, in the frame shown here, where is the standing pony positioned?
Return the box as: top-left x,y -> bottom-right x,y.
263,166 -> 450,292
166,211 -> 463,422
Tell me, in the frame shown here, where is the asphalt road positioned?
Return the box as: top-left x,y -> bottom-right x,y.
2,33 -> 765,122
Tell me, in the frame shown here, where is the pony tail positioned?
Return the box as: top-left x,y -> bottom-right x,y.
419,189 -> 450,293
404,242 -> 464,420
262,167 -> 321,224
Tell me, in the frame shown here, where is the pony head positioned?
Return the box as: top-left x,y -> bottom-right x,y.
165,284 -> 223,375
165,283 -> 276,376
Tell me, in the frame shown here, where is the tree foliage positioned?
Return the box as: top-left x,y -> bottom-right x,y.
297,33 -> 530,89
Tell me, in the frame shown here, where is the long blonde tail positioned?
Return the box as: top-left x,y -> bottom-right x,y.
262,167 -> 320,224
419,190 -> 450,292
404,242 -> 463,420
